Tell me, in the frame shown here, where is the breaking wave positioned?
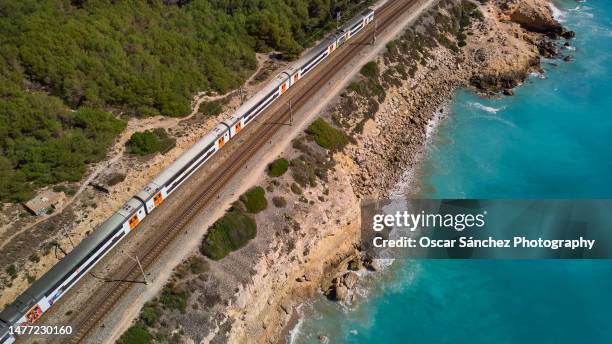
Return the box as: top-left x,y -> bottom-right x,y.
469,102 -> 506,114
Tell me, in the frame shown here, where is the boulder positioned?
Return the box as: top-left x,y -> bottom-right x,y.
561,30 -> 576,39
538,40 -> 559,58
509,1 -> 563,36
343,272 -> 359,289
363,256 -> 380,271
334,285 -> 349,301
347,259 -> 361,271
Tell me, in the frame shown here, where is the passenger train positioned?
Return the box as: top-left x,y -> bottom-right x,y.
0,8 -> 375,343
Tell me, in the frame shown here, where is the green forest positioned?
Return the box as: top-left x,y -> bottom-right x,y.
0,0 -> 372,203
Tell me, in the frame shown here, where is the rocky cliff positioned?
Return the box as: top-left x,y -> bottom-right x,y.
117,1 -> 573,343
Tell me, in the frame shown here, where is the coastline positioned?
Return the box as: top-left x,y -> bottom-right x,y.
255,0 -> 574,342
101,0 -> 574,343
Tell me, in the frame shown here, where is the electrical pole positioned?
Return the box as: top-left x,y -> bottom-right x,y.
289,99 -> 293,126
372,20 -> 378,44
129,255 -> 148,285
336,11 -> 341,31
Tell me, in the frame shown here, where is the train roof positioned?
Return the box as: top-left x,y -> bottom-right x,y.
151,123 -> 227,187
224,73 -> 288,126
20,198 -> 139,301
290,35 -> 337,72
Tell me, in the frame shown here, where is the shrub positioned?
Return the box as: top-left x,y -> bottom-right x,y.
153,128 -> 177,154
200,211 -> 257,260
187,256 -> 208,274
306,118 -> 349,150
199,101 -> 224,116
360,61 -> 380,80
240,186 -> 268,213
5,264 -> 17,279
126,131 -> 161,156
29,253 -> 40,263
272,196 -> 287,208
127,129 -> 175,156
53,185 -> 66,193
159,284 -> 188,313
140,304 -> 159,327
290,183 -> 303,195
118,322 -> 152,344
107,173 -> 127,186
267,158 -> 289,177
290,159 -> 317,188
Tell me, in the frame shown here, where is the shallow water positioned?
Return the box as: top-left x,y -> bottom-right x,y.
291,1 -> 612,343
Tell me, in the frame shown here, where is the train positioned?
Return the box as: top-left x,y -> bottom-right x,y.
0,8 -> 375,344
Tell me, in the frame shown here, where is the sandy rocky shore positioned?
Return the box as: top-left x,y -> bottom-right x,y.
0,0 -> 573,342
125,0 -> 574,343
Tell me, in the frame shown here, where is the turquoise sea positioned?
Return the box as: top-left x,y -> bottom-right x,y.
291,1 -> 612,343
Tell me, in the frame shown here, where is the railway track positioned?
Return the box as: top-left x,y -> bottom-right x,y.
64,0 -> 418,342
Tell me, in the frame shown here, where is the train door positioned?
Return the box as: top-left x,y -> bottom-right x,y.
128,214 -> 139,229
293,72 -> 299,84
217,130 -> 230,149
234,121 -> 242,134
153,192 -> 163,207
328,43 -> 336,54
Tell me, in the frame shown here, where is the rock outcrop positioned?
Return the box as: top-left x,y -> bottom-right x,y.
508,0 -> 564,36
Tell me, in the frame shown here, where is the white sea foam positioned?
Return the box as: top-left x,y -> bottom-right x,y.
287,304 -> 305,344
530,71 -> 547,79
473,115 -> 516,128
549,3 -> 567,22
469,102 -> 505,114
391,106 -> 447,198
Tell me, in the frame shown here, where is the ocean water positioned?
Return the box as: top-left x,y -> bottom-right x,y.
291,1 -> 612,343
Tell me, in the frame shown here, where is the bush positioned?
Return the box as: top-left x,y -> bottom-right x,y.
199,101 -> 224,116
306,118 -> 349,150
126,129 -> 176,156
140,304 -> 159,327
240,186 -> 268,213
290,159 -> 317,188
29,253 -> 40,263
200,211 -> 257,260
153,128 -> 177,154
290,183 -> 303,195
267,158 -> 289,177
187,256 -> 208,274
360,61 -> 380,80
5,264 -> 17,279
107,173 -> 127,186
159,284 -> 188,313
118,322 -> 152,344
126,131 -> 161,156
272,196 -> 287,208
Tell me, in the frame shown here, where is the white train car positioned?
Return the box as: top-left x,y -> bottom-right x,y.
0,198 -> 146,344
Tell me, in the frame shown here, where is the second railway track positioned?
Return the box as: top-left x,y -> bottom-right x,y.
65,0 -> 418,342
